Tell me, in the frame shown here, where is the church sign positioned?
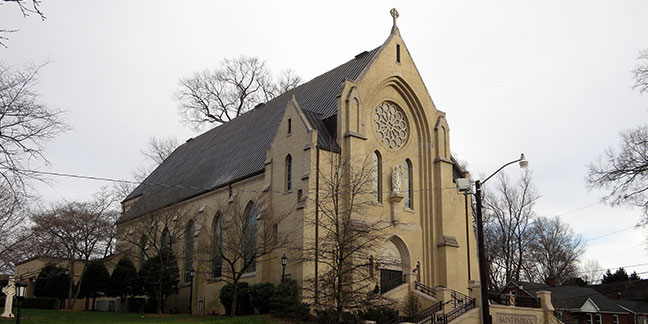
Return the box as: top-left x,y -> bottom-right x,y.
494,313 -> 537,324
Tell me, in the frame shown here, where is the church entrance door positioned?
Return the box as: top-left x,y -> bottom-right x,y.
380,268 -> 403,293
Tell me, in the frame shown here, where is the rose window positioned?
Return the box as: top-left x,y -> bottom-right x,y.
373,102 -> 408,149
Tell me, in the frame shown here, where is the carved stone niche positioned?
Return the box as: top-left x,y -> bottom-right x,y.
390,165 -> 404,225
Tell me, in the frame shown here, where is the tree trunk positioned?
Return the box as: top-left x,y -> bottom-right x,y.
92,296 -> 96,311
85,296 -> 89,310
231,282 -> 238,317
71,262 -> 88,309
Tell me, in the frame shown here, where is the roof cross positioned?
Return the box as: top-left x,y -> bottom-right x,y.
390,8 -> 399,27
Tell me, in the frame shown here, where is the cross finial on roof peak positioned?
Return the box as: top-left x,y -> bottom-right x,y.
390,8 -> 399,28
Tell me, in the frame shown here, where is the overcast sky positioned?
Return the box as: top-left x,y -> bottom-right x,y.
2,1 -> 647,280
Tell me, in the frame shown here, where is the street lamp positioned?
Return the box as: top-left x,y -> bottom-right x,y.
281,254 -> 288,281
474,154 -> 527,324
64,268 -> 71,310
15,280 -> 27,324
188,269 -> 195,315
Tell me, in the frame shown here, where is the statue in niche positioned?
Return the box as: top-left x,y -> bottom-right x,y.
391,164 -> 403,196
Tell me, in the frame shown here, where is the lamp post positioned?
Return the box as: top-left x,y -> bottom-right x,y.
64,268 -> 71,310
281,254 -> 288,281
188,269 -> 195,315
15,280 -> 27,324
475,154 -> 527,324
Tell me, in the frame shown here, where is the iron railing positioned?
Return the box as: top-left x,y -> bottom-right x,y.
383,301 -> 443,324
414,281 -> 438,299
449,289 -> 472,310
488,293 -> 541,308
437,297 -> 476,324
414,301 -> 444,324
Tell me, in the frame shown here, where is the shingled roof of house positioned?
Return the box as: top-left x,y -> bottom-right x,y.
517,281 -> 628,313
118,47 -> 381,224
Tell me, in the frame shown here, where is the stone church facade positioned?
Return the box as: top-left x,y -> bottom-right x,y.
115,11 -> 481,317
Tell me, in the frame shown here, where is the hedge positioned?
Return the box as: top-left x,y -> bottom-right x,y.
21,297 -> 59,309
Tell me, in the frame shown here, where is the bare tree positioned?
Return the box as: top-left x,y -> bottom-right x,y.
276,69 -> 302,94
587,50 -> 648,226
482,170 -> 539,290
195,194 -> 293,317
142,135 -> 179,165
28,188 -> 117,309
587,125 -> 648,222
113,135 -> 180,202
524,216 -> 584,285
1,0 -> 45,48
632,49 -> 648,95
0,61 -> 69,195
0,184 -> 28,273
580,259 -> 605,285
176,56 -> 301,130
115,201 -> 190,314
302,154 -> 391,323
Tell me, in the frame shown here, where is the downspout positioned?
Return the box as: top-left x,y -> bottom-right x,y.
314,146 -> 320,306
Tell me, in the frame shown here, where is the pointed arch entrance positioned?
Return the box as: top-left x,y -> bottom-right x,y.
379,235 -> 411,293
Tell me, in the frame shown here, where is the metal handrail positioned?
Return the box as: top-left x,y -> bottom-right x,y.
414,281 -> 438,299
438,297 -> 476,324
383,300 -> 444,324
450,289 -> 472,309
413,301 -> 443,324
488,293 -> 541,309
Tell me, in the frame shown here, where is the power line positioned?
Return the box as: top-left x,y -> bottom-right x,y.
585,262 -> 648,273
3,167 -> 461,195
585,225 -> 641,242
554,202 -> 601,218
9,167 -> 646,244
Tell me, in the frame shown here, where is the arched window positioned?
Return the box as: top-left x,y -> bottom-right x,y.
212,212 -> 223,278
161,228 -> 171,251
244,202 -> 258,273
184,220 -> 195,283
373,151 -> 382,202
285,154 -> 292,191
405,159 -> 413,209
139,235 -> 147,267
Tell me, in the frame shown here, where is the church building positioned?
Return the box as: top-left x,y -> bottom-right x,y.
115,9 -> 482,319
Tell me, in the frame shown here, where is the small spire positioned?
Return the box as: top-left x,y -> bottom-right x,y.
390,8 -> 399,28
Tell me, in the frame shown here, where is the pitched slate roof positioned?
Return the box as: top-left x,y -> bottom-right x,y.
617,300 -> 648,314
518,281 -> 628,313
118,47 -> 380,224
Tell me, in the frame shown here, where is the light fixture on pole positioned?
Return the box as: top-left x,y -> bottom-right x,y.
281,254 -> 288,281
475,153 -> 528,324
188,269 -> 195,315
64,268 -> 71,310
15,280 -> 27,324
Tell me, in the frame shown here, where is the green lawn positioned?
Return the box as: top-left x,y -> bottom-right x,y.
0,308 -> 290,324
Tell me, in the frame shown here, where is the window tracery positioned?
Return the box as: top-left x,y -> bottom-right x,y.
373,102 -> 408,149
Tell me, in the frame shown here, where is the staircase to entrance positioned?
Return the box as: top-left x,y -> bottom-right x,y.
387,281 -> 477,324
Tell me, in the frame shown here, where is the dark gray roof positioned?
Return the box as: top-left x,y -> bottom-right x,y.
518,282 -> 628,313
617,300 -> 648,314
592,280 -> 648,301
302,110 -> 340,152
118,47 -> 380,224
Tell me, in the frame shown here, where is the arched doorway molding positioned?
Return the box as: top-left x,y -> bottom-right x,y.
378,235 -> 412,293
